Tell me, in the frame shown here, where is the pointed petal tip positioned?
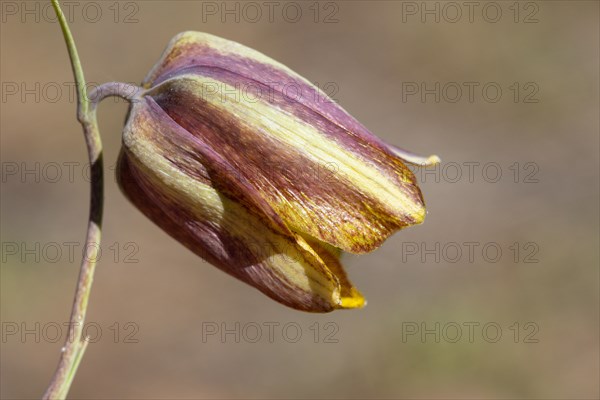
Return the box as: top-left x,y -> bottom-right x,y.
414,203 -> 427,225
336,288 -> 367,310
388,144 -> 441,167
423,154 -> 441,166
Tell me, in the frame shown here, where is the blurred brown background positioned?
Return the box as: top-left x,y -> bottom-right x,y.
1,1 -> 598,399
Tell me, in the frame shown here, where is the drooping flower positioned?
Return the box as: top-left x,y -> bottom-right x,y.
117,32 -> 439,312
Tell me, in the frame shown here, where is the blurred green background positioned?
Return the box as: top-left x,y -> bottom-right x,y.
1,1 -> 598,399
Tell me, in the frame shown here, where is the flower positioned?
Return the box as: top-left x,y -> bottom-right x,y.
117,32 -> 439,312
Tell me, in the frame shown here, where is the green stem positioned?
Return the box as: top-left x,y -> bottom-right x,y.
43,1 -> 103,398
50,0 -> 90,123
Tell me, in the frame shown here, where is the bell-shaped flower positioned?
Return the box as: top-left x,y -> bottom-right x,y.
117,32 -> 439,312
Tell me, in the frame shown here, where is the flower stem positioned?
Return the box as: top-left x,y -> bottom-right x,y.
43,1 -> 104,398
89,82 -> 144,107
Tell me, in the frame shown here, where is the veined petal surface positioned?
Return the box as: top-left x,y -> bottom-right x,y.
141,31 -> 426,253
118,98 -> 365,312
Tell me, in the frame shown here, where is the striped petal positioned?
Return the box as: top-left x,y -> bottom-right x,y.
139,31 -> 435,254
117,98 -> 364,312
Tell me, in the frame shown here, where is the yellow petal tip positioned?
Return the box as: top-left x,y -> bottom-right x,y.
338,289 -> 366,309
425,154 -> 441,166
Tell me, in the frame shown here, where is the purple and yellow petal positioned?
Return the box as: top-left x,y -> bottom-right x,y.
118,99 -> 364,312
